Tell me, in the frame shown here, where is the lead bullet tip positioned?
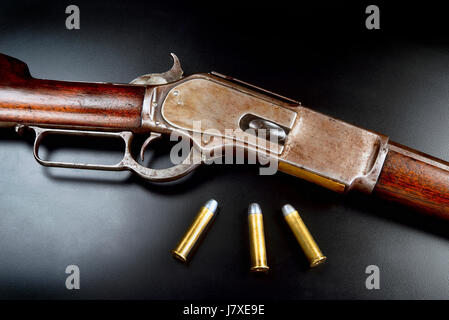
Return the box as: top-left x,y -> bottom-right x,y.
204,199 -> 218,214
282,204 -> 296,217
248,203 -> 262,215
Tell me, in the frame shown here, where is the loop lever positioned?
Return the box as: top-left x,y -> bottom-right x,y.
21,126 -> 199,182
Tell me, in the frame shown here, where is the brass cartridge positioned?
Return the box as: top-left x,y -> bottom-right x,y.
171,199 -> 218,263
282,204 -> 326,267
248,203 -> 269,272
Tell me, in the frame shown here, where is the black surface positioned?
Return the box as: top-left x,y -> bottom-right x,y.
1,0 -> 449,299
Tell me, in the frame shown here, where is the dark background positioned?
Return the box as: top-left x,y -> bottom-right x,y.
0,0 -> 449,300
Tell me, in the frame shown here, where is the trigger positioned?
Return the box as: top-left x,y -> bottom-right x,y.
140,132 -> 162,161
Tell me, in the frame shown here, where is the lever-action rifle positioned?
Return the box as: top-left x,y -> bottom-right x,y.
0,53 -> 448,218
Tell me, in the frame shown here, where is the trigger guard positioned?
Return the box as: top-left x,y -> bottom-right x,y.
123,147 -> 201,182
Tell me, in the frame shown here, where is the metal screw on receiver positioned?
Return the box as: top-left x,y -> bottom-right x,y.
282,204 -> 327,268
171,199 -> 218,263
248,203 -> 269,273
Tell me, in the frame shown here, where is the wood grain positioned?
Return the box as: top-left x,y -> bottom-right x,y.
374,142 -> 449,219
0,53 -> 145,130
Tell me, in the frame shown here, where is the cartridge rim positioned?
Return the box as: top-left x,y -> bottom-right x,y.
310,256 -> 327,267
171,249 -> 188,263
250,265 -> 270,272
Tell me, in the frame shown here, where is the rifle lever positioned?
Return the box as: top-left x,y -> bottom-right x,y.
17,125 -> 199,182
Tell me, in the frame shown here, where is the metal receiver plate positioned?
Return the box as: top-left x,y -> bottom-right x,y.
161,76 -> 297,155
280,107 -> 388,193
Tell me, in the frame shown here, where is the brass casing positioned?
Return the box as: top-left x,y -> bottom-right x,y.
248,213 -> 269,272
284,210 -> 326,267
171,206 -> 215,263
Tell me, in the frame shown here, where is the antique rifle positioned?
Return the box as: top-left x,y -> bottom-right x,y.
0,53 -> 448,218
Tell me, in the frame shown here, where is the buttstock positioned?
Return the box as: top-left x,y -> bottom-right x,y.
0,52 -> 146,129
0,53 -> 32,82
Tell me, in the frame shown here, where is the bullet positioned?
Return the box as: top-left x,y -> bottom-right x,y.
171,199 -> 218,263
282,204 -> 326,267
248,203 -> 269,272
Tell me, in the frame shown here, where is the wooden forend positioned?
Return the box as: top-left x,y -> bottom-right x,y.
374,142 -> 449,219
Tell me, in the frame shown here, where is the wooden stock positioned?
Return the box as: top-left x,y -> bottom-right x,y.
0,53 -> 145,130
374,142 -> 449,219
